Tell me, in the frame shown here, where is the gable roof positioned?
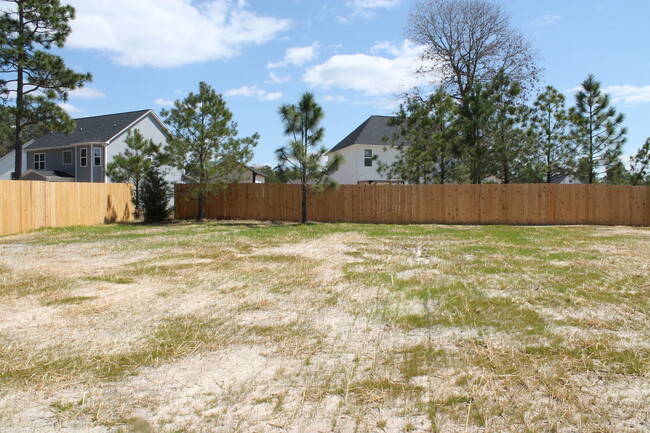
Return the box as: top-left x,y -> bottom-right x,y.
329,115 -> 401,153
24,109 -> 157,151
21,169 -> 75,182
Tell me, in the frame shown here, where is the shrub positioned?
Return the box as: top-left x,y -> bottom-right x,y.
140,167 -> 170,223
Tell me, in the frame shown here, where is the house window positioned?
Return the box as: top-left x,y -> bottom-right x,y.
93,147 -> 101,166
364,149 -> 373,167
80,148 -> 87,167
34,153 -> 45,170
62,150 -> 72,165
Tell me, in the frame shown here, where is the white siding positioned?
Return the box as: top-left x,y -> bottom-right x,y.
329,144 -> 401,184
328,146 -> 356,185
106,112 -> 183,185
0,151 -> 26,181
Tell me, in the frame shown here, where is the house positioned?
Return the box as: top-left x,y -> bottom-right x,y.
19,109 -> 181,184
0,149 -> 27,181
180,165 -> 267,184
550,173 -> 585,184
327,115 -> 404,185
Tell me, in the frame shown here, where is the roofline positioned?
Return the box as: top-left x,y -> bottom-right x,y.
106,110 -> 151,145
106,109 -> 172,144
0,150 -> 15,162
328,142 -> 395,154
21,169 -> 75,182
10,139 -> 35,153
26,142 -> 106,151
68,109 -> 154,122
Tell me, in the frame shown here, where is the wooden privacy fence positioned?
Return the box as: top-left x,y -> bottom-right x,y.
175,183 -> 650,226
0,181 -> 134,236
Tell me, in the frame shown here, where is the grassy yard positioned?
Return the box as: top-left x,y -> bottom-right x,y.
0,221 -> 648,432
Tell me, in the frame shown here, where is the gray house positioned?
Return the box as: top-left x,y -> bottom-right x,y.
22,109 -> 181,184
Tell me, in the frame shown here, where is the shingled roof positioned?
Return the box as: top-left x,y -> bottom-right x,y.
329,115 -> 402,153
24,109 -> 155,151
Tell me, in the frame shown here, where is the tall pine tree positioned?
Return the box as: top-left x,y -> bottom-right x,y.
276,92 -> 342,223
487,71 -> 529,184
569,75 -> 626,184
0,0 -> 91,179
162,82 -> 258,220
629,138 -> 650,186
528,86 -> 574,183
457,81 -> 497,184
380,88 -> 461,184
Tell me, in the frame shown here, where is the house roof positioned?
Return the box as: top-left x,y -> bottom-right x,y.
329,115 -> 402,153
24,109 -> 155,151
21,169 -> 75,182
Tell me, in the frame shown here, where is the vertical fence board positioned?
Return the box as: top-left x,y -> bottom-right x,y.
172,183 -> 650,227
0,180 -> 133,236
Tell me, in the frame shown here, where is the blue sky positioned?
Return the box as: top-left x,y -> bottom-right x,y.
55,0 -> 650,166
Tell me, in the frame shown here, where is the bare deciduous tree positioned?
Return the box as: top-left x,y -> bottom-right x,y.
407,0 -> 540,103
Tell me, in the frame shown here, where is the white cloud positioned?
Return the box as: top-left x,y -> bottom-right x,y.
339,0 -> 400,22
154,98 -> 175,107
566,84 -> 650,105
605,85 -> 650,105
69,87 -> 105,99
266,72 -> 291,84
268,43 -> 319,68
66,0 -> 291,67
322,95 -> 347,103
58,103 -> 82,114
303,40 -> 428,96
225,85 -> 282,101
349,0 -> 400,9
530,14 -> 561,26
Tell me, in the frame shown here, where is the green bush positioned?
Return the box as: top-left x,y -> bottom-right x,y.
140,167 -> 170,223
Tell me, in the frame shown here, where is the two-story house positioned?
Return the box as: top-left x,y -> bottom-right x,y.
327,115 -> 404,185
20,109 -> 182,184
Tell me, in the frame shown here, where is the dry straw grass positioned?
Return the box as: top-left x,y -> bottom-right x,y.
0,222 -> 648,432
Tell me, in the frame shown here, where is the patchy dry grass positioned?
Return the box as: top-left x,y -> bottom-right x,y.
0,221 -> 649,432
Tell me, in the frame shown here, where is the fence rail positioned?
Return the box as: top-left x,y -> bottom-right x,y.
175,183 -> 650,226
0,181 -> 134,236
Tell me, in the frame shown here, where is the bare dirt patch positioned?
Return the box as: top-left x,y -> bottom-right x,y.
1,223 -> 649,432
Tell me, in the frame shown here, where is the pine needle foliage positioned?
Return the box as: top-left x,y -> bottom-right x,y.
0,0 -> 91,179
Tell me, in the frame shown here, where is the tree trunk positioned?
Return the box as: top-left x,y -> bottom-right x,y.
13,3 -> 24,180
197,194 -> 205,221
301,184 -> 307,224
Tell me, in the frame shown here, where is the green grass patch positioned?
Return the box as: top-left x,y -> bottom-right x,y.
44,296 -> 97,306
0,314 -> 227,385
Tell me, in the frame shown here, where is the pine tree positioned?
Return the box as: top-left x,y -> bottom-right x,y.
528,86 -> 574,183
381,88 -> 461,184
0,0 -> 91,179
629,138 -> 650,186
106,129 -> 161,214
276,92 -> 342,223
569,75 -> 626,184
457,81 -> 496,184
140,166 -> 170,224
487,71 -> 529,184
161,82 -> 258,220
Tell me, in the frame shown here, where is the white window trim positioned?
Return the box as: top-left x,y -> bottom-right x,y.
80,148 -> 87,167
34,153 -> 45,170
62,150 -> 72,165
93,147 -> 102,167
